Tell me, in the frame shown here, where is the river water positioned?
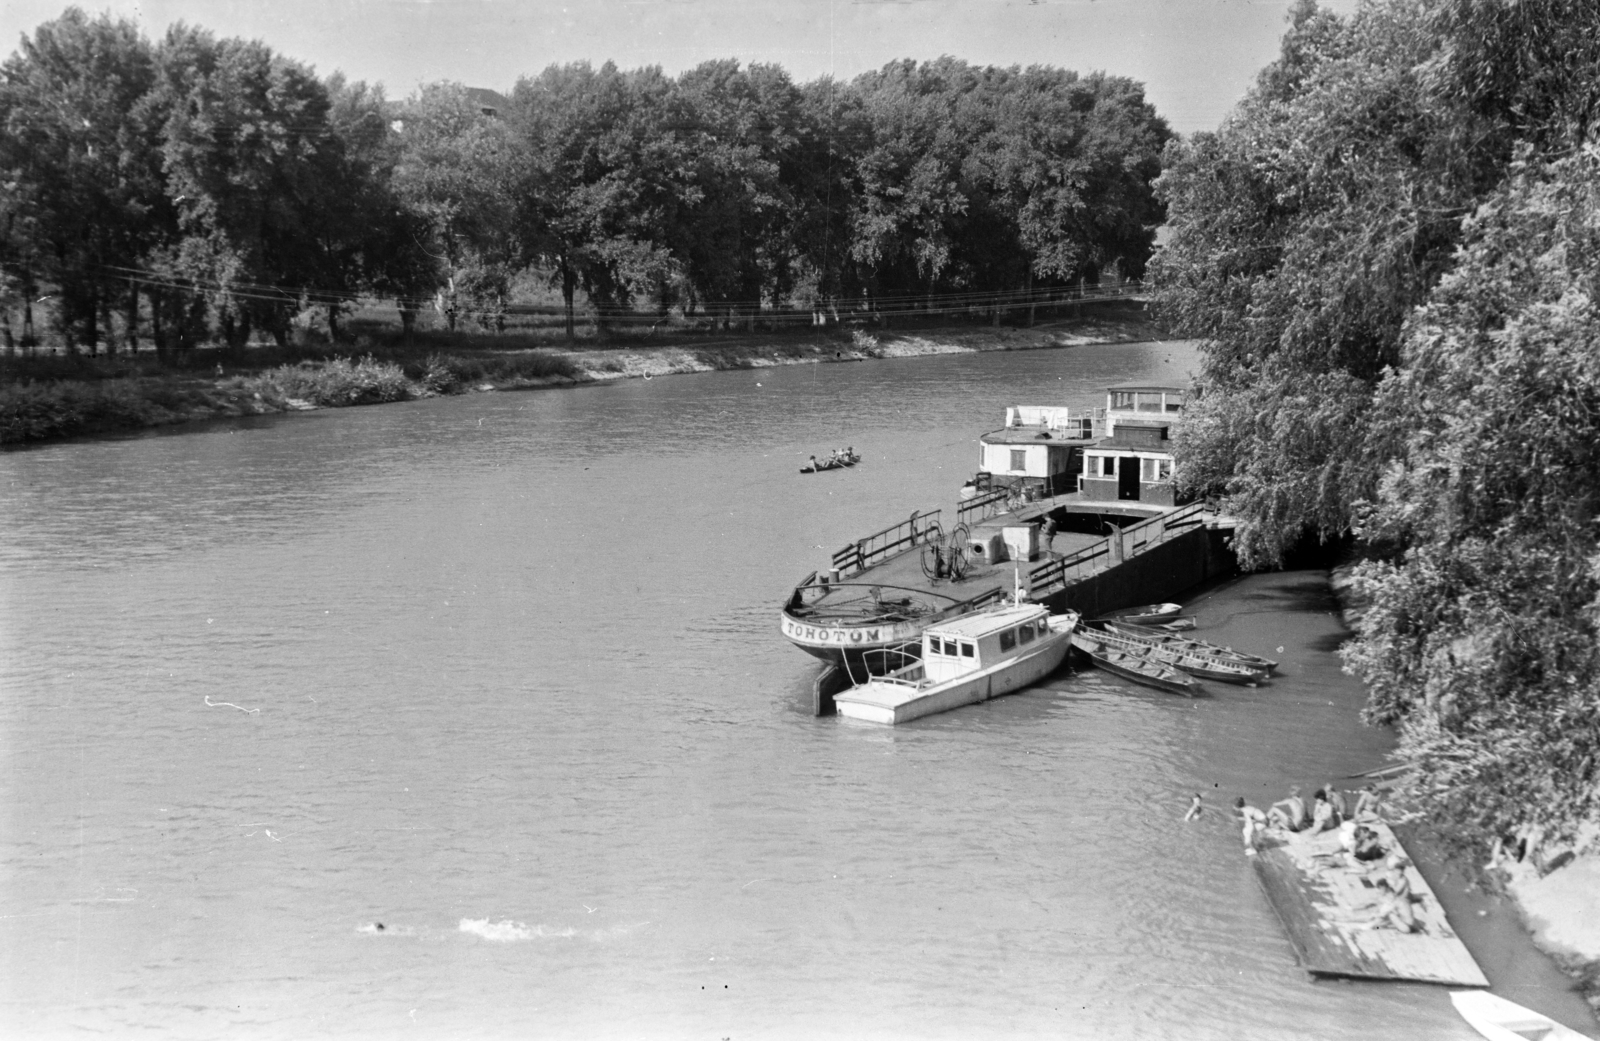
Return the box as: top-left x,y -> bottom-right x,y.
2,341 -> 1593,1040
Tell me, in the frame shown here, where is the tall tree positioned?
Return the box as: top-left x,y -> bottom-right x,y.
0,8 -> 164,352
391,82 -> 513,333
508,62 -> 679,337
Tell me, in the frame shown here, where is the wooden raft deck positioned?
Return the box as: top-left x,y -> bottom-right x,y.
1251,819 -> 1489,986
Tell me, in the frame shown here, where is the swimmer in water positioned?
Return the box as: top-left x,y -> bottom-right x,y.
1183,793 -> 1203,821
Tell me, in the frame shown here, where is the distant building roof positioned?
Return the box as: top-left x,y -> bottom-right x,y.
1107,383 -> 1186,394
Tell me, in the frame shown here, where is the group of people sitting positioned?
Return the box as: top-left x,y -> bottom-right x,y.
1229,781 -> 1419,932
803,447 -> 858,472
1232,782 -> 1382,852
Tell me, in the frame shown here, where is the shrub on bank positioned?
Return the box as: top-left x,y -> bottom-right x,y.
0,378 -> 204,444
245,355 -> 413,407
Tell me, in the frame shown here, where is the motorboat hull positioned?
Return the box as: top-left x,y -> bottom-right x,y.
835,630 -> 1072,724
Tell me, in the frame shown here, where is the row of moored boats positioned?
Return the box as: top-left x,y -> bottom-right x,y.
834,597 -> 1278,724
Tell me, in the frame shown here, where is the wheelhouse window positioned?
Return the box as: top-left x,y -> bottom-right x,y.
999,629 -> 1017,651
1010,449 -> 1026,471
1018,624 -> 1035,644
1158,459 -> 1173,481
960,641 -> 975,658
1102,456 -> 1116,477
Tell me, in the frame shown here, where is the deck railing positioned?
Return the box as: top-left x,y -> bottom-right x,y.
1026,501 -> 1209,597
956,488 -> 1012,526
830,509 -> 943,577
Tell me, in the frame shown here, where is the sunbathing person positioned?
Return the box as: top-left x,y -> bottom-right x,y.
1267,786 -> 1308,831
1306,789 -> 1338,834
1234,797 -> 1268,854
1354,784 -> 1383,821
1358,877 -> 1418,933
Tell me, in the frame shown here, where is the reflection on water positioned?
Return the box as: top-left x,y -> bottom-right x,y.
0,342 -> 1569,1039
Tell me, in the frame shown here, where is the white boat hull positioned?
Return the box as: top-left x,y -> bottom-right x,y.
1450,990 -> 1594,1041
834,632 -> 1071,724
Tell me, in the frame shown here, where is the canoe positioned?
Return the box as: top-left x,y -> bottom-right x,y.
1100,602 -> 1184,625
1070,631 -> 1201,696
1103,621 -> 1279,675
1086,622 -> 1268,685
1449,990 -> 1594,1041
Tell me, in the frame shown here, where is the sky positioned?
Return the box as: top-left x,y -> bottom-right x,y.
0,0 -> 1362,134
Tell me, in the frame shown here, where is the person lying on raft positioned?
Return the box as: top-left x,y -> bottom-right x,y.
1360,876 -> 1418,933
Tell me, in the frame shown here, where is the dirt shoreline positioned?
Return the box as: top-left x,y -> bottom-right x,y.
0,310 -> 1163,446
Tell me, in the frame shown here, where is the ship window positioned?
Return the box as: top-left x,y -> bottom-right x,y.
1010,449 -> 1026,471
1158,459 -> 1173,481
960,641 -> 975,658
1102,456 -> 1116,477
1018,624 -> 1035,645
999,629 -> 1016,651
1142,458 -> 1158,483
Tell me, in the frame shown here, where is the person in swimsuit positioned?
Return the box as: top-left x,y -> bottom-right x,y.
1354,784 -> 1383,821
1268,786 -> 1308,831
1184,793 -> 1203,821
1234,797 -> 1267,854
1307,790 -> 1338,834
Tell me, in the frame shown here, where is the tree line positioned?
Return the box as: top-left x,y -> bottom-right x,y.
1155,0 -> 1600,850
0,7 -> 1172,353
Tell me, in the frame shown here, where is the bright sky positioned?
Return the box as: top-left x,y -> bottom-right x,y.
0,0 -> 1361,133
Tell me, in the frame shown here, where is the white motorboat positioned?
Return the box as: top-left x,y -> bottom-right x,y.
1449,990 -> 1595,1041
833,600 -> 1077,724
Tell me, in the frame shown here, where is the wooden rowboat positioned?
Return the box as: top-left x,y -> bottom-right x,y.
1099,602 -> 1185,625
1086,622 -> 1268,685
1449,990 -> 1594,1041
1103,621 -> 1280,675
1069,631 -> 1201,696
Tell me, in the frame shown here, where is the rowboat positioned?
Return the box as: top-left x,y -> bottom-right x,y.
1103,620 -> 1279,675
1085,622 -> 1267,685
833,602 -> 1077,724
1069,630 -> 1201,696
800,450 -> 860,474
1449,990 -> 1594,1041
1100,602 -> 1185,625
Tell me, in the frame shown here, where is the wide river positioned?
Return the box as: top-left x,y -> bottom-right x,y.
2,341 -> 1593,1040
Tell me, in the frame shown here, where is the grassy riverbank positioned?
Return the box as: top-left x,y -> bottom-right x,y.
0,303 -> 1158,445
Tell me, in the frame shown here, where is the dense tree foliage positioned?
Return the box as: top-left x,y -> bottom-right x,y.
1154,0 -> 1600,847
1,8 -> 1171,351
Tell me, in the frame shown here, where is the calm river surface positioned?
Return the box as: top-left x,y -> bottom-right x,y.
2,341 -> 1591,1040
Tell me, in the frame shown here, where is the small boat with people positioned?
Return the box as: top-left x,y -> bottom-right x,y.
833,597 -> 1078,724
800,447 -> 860,474
1085,622 -> 1269,685
1069,629 -> 1201,696
1101,620 -> 1280,676
1449,990 -> 1594,1041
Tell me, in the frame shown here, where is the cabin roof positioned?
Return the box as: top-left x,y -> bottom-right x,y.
929,603 -> 1044,639
980,427 -> 1090,445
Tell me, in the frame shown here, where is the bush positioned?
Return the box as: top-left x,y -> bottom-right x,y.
245,355 -> 412,406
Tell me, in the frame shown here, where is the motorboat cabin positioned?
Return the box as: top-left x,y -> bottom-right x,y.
1079,384 -> 1186,506
833,603 -> 1077,724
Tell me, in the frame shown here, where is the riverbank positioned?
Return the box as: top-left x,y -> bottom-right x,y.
0,305 -> 1159,446
1330,560 -> 1600,1017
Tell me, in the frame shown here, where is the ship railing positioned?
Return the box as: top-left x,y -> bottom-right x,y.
956,488 -> 1011,526
831,509 -> 943,577
1026,502 -> 1209,596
